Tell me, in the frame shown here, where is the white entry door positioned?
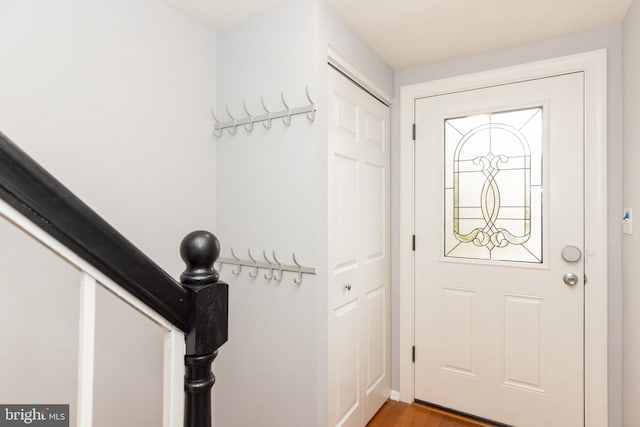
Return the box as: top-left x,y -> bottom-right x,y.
328,67 -> 391,427
414,72 -> 584,427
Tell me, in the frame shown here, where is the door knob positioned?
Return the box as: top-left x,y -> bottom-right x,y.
563,272 -> 579,286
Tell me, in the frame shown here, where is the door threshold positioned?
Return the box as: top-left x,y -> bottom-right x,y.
414,399 -> 513,427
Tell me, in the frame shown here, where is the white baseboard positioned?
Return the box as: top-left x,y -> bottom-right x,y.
389,390 -> 401,401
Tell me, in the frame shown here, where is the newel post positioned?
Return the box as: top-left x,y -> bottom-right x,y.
180,231 -> 228,427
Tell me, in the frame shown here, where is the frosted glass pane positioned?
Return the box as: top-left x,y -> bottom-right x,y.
444,107 -> 542,263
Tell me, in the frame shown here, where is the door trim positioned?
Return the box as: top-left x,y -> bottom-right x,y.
398,50 -> 608,426
328,46 -> 393,106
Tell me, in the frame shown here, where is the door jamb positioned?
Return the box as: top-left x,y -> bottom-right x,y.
398,50 -> 608,426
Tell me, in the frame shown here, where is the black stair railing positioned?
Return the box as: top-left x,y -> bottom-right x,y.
0,131 -> 227,427
180,231 -> 228,427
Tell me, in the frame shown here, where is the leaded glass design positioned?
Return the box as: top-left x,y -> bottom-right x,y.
444,107 -> 542,263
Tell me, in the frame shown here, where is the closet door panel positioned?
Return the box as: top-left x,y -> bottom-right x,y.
363,110 -> 386,151
334,301 -> 361,427
334,154 -> 360,269
357,76 -> 391,425
365,286 -> 385,389
328,66 -> 390,427
363,285 -> 387,423
363,163 -> 384,262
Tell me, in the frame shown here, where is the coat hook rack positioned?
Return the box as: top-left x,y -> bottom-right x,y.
216,248 -> 316,285
211,86 -> 317,138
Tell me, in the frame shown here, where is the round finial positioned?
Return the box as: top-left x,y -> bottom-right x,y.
180,230 -> 220,285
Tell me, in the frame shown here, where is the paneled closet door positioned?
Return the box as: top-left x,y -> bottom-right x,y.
328,66 -> 390,427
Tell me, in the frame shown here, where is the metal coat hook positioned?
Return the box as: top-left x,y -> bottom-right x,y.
211,87 -> 318,137
225,105 -> 238,135
281,92 -> 292,126
217,247 -> 317,282
230,247 -> 242,276
272,251 -> 284,282
305,86 -> 316,121
211,109 -> 223,138
263,250 -> 274,280
242,101 -> 254,132
247,249 -> 259,278
292,253 -> 303,285
261,97 -> 272,129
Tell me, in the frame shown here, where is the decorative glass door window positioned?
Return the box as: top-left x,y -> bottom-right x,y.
444,107 -> 543,263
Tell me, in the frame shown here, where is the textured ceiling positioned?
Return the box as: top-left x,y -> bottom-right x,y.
162,0 -> 632,69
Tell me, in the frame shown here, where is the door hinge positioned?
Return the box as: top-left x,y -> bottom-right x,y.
584,274 -> 587,285
412,346 -> 415,363
412,235 -> 416,251
412,123 -> 416,141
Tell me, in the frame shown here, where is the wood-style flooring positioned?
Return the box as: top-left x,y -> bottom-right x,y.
366,400 -> 494,427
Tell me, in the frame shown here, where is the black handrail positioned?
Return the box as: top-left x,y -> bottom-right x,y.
0,131 -> 192,331
0,131 -> 228,427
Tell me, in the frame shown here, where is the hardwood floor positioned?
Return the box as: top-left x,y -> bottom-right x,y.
367,400 -> 494,427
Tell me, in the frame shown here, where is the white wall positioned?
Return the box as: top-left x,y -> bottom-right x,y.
623,2 -> 640,426
0,0 -> 217,424
319,1 -> 394,99
214,1 -> 324,426
393,26 -> 624,426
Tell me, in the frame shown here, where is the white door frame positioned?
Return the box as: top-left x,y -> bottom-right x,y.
398,50 -> 608,425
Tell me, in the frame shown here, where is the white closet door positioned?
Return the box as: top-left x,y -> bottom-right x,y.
327,67 -> 390,427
